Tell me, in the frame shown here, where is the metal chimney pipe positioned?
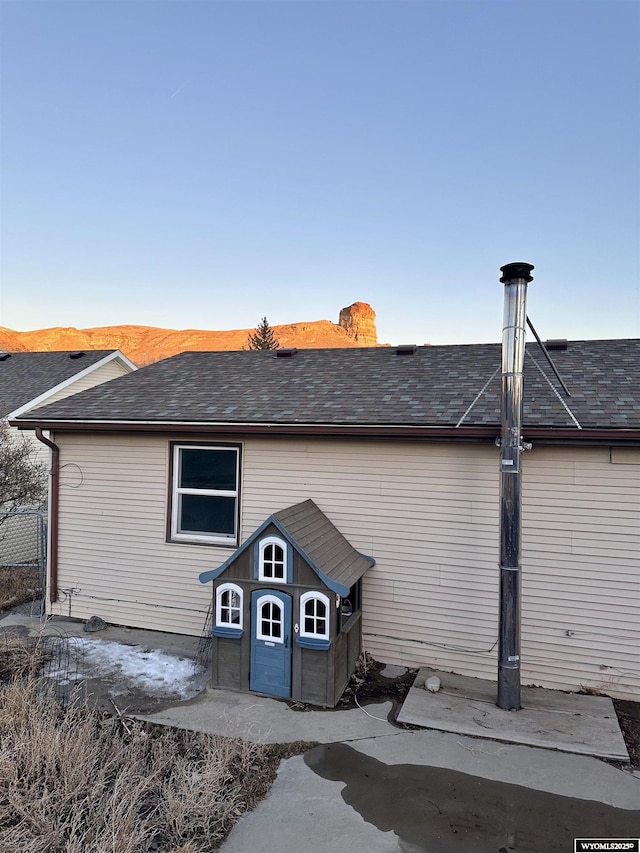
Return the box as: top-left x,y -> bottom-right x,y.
497,261 -> 534,711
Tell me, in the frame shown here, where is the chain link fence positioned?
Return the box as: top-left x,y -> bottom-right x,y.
0,509 -> 46,615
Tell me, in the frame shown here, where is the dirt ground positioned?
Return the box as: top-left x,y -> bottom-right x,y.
613,699 -> 640,767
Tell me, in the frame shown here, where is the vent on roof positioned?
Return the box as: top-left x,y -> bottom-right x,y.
544,339 -> 568,351
275,348 -> 297,358
69,351 -> 86,360
0,352 -> 12,361
395,345 -> 417,355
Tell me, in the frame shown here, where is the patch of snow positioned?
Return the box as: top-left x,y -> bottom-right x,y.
44,638 -> 204,699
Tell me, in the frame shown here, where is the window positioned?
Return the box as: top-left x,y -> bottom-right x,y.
337,579 -> 361,631
215,583 -> 243,631
258,536 -> 288,582
300,592 -> 330,640
170,444 -> 240,545
256,595 -> 284,642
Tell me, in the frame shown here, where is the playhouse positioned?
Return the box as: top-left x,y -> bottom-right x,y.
198,499 -> 374,706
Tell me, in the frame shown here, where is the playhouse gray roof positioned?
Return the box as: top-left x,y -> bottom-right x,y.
0,351 -> 122,417
13,339 -> 640,431
199,499 -> 374,596
273,499 -> 374,593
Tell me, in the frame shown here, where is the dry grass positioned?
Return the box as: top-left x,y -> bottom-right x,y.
0,677 -> 277,852
0,565 -> 41,610
0,631 -> 48,682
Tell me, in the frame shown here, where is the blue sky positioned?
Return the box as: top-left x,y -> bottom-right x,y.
1,0 -> 638,345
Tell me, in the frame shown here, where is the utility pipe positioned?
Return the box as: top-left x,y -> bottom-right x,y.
35,428 -> 59,604
497,262 -> 534,711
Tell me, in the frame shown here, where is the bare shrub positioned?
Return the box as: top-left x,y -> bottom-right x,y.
0,678 -> 272,852
0,421 -> 47,512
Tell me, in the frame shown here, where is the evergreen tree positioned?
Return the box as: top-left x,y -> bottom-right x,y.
247,317 -> 280,350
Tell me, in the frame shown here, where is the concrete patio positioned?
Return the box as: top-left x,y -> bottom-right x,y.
397,668 -> 630,763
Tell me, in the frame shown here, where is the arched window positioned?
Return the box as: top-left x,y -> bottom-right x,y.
299,591 -> 330,640
258,536 -> 287,582
215,583 -> 243,632
256,595 -> 284,642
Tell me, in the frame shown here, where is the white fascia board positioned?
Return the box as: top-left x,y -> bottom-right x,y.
6,350 -> 137,419
109,350 -> 138,372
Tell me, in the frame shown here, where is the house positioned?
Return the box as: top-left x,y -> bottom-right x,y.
0,350 -> 136,570
11,341 -> 640,701
1,349 -> 137,465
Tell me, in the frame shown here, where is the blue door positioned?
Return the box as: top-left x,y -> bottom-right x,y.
250,590 -> 292,698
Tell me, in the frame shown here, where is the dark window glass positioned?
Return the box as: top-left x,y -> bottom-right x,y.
262,543 -> 285,579
271,621 -> 281,638
262,620 -> 270,635
180,449 -> 237,490
179,495 -> 235,535
303,596 -> 328,637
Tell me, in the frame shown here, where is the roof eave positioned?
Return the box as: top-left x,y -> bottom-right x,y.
9,419 -> 640,444
8,419 -> 501,440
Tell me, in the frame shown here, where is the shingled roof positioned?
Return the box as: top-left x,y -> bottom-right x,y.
0,350 -> 130,418
199,499 -> 374,596
12,340 -> 640,433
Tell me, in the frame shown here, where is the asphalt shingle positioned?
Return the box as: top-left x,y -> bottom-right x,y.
13,340 -> 640,430
0,351 -> 121,417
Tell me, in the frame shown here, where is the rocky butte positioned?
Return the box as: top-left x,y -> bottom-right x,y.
0,302 -> 380,366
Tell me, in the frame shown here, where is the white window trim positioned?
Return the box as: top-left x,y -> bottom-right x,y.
258,535 -> 287,583
299,591 -> 330,640
215,583 -> 243,630
255,594 -> 285,643
170,444 -> 239,545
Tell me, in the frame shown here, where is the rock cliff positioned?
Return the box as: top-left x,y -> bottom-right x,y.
338,302 -> 378,346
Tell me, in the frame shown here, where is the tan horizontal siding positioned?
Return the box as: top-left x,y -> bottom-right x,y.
520,445 -> 639,700
42,359 -> 131,407
51,434 -> 639,699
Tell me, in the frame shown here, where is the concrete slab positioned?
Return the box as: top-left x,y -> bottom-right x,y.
221,730 -> 640,853
136,686 -> 399,744
0,613 -> 202,659
221,753 -> 399,853
397,669 -> 630,762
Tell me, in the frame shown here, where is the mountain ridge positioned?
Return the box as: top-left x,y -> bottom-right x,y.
0,302 -> 379,365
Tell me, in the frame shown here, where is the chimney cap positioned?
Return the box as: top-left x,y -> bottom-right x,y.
500,262 -> 534,283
